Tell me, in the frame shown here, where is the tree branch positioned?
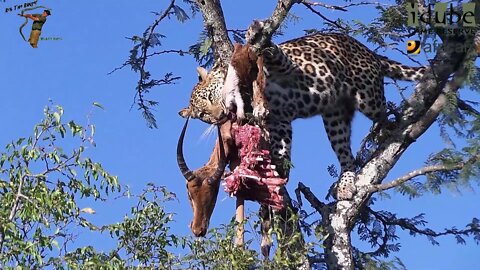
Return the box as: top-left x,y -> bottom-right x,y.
369,209 -> 480,245
302,3 -> 346,30
247,0 -> 300,52
457,98 -> 480,116
0,175 -> 26,253
108,49 -> 189,75
371,164 -> 461,193
295,182 -> 327,214
355,38 -> 477,190
195,0 -> 233,66
302,0 -> 388,11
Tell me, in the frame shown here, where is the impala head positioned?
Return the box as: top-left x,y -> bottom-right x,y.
179,66 -> 228,124
176,117 -> 227,237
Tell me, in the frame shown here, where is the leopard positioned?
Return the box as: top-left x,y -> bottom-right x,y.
179,25 -> 425,200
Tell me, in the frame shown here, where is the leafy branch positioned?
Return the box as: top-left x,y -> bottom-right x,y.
0,104 -> 120,268
368,209 -> 480,247
109,0 -> 193,128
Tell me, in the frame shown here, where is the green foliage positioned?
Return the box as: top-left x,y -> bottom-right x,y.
49,184 -> 183,269
0,104 -> 120,269
355,254 -> 407,270
182,209 -> 323,269
104,184 -> 182,268
183,219 -> 258,269
0,104 -> 323,269
189,30 -> 215,68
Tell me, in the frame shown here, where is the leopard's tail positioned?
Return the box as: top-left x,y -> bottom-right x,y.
378,55 -> 426,81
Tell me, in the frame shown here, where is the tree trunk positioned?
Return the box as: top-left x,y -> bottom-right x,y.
323,202 -> 355,270
195,0 -> 233,66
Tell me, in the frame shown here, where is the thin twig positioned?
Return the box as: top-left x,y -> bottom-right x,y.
457,98 -> 480,116
371,155 -> 479,193
302,3 -> 346,30
108,49 -> 189,75
302,0 -> 388,11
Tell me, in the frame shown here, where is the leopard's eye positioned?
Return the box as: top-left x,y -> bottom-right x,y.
198,112 -> 205,118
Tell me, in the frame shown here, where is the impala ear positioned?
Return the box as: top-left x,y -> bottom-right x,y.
196,67 -> 208,81
179,107 -> 192,118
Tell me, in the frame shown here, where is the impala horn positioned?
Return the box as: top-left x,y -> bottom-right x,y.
208,124 -> 227,185
177,117 -> 195,181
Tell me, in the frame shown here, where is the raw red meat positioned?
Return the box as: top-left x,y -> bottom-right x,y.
223,124 -> 286,209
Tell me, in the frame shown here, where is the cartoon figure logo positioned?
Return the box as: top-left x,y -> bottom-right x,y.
406,40 -> 421,54
17,6 -> 52,48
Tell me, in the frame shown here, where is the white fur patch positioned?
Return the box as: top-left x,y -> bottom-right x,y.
223,64 -> 245,120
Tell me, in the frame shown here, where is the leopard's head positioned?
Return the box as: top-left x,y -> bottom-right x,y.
179,66 -> 227,124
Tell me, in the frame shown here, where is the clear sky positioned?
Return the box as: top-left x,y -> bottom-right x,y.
1,0 -> 479,269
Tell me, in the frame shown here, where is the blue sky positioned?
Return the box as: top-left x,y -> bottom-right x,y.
1,0 -> 479,269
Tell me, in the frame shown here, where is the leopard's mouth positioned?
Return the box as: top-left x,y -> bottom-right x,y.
215,116 -> 229,125
226,111 -> 238,122
213,111 -> 231,125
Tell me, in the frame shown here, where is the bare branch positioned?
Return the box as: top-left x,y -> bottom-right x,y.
371,164 -> 463,193
302,3 -> 346,30
355,40 -> 477,189
295,182 -> 327,214
371,153 -> 480,193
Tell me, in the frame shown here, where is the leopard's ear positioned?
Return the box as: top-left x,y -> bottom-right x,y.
178,107 -> 192,118
196,67 -> 208,81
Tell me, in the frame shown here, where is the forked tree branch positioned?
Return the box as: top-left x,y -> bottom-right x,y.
247,0 -> 300,52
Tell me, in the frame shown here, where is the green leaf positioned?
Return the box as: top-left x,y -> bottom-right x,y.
173,5 -> 190,22
92,102 -> 105,110
53,112 -> 61,124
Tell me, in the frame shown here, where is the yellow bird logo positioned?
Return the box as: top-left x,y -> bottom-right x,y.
407,40 -> 421,54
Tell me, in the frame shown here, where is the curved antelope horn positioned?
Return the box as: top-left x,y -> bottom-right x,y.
208,125 -> 227,185
177,117 -> 195,181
